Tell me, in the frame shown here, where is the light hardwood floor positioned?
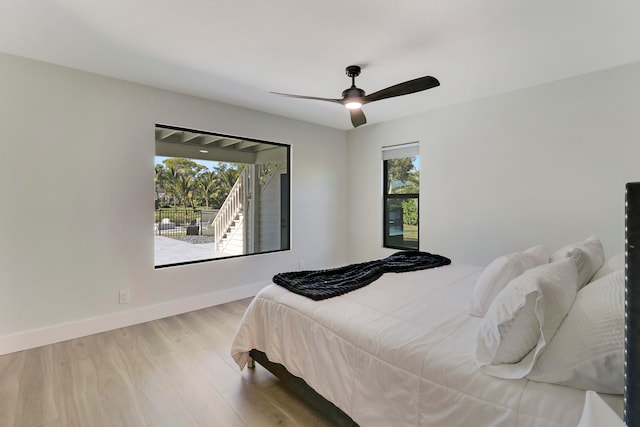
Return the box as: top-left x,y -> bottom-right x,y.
0,298 -> 337,427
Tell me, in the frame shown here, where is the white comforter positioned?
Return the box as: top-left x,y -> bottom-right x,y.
231,263 -> 622,426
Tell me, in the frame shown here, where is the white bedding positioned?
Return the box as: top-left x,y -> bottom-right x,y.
231,263 -> 623,426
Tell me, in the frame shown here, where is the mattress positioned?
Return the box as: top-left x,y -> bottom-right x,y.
231,263 -> 623,426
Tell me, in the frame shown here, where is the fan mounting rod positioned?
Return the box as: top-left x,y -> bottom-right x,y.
345,65 -> 361,87
342,65 -> 365,109
346,65 -> 361,78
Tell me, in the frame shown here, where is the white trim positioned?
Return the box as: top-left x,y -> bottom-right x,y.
381,142 -> 419,160
381,141 -> 419,151
0,281 -> 268,356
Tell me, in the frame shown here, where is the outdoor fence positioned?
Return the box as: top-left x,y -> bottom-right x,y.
154,209 -> 218,237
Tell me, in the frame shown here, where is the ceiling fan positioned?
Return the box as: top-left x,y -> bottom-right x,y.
271,65 -> 440,128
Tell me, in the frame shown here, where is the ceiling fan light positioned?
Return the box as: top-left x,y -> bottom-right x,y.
345,101 -> 362,110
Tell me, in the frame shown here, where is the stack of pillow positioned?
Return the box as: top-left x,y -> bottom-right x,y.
471,235 -> 624,395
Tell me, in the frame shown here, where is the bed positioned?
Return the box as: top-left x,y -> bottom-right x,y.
231,236 -> 624,427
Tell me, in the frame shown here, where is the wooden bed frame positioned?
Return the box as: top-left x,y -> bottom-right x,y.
247,182 -> 640,427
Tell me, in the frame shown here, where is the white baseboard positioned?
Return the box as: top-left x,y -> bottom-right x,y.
0,281 -> 267,356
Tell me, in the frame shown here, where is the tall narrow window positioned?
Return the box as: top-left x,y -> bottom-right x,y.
383,143 -> 419,250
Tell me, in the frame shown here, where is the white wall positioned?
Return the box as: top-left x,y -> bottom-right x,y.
0,53 -> 347,354
258,169 -> 284,252
4,51 -> 638,355
347,61 -> 640,265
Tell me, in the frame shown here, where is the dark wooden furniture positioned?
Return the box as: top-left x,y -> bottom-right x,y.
626,182 -> 639,426
249,349 -> 358,426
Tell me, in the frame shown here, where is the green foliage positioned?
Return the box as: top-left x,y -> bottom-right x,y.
258,162 -> 281,185
402,198 -> 419,226
209,163 -> 243,208
194,171 -> 216,209
403,224 -> 418,242
386,157 -> 419,194
385,157 -> 419,226
155,158 -> 244,211
162,158 -> 205,177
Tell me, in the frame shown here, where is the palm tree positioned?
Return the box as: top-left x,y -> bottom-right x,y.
162,166 -> 180,209
172,173 -> 194,222
154,164 -> 168,204
163,158 -> 204,178
211,163 -> 243,208
194,171 -> 217,209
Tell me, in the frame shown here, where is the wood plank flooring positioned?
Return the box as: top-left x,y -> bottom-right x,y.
0,298 -> 337,427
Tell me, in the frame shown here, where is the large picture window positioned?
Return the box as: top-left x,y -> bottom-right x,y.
155,124 -> 290,268
383,143 -> 419,250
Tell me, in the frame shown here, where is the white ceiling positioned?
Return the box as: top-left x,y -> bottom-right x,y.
1,1 -> 639,130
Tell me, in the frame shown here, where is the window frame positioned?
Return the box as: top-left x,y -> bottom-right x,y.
382,143 -> 420,251
154,124 -> 291,268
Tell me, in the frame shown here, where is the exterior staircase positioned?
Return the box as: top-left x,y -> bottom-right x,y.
211,161 -> 285,256
212,167 -> 248,255
218,213 -> 244,254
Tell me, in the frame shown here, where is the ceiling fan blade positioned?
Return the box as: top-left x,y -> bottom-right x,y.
350,109 -> 367,128
362,76 -> 440,104
271,92 -> 342,104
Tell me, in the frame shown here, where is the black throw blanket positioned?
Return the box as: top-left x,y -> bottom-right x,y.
272,251 -> 451,301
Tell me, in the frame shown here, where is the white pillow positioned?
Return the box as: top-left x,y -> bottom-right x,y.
527,271 -> 624,394
590,252 -> 625,282
551,235 -> 604,289
469,245 -> 550,317
475,258 -> 578,379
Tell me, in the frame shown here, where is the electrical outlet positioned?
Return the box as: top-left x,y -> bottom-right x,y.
118,289 -> 130,304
